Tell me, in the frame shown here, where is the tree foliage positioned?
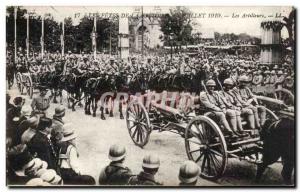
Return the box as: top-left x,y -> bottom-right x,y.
6,6 -> 119,54
159,6 -> 194,48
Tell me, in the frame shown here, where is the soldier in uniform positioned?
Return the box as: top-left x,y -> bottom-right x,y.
263,70 -> 271,96
128,154 -> 162,185
275,70 -> 285,90
222,78 -> 255,132
178,161 -> 200,186
252,70 -> 263,95
98,144 -> 132,185
199,80 -> 238,137
232,75 -> 266,129
269,70 -> 277,94
31,86 -> 51,117
283,75 -> 294,93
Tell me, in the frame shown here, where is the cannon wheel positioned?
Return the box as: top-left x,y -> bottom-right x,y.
16,72 -> 23,94
185,116 -> 227,180
264,107 -> 279,122
274,88 -> 294,106
24,75 -> 33,99
126,100 -> 151,148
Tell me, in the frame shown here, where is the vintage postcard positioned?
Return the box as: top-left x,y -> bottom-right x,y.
6,6 -> 295,187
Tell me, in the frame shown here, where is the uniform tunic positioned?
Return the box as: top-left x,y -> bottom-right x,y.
128,171 -> 161,186
98,162 -> 132,185
31,94 -> 51,116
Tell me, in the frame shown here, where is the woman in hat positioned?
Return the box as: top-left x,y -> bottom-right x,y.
58,124 -> 95,185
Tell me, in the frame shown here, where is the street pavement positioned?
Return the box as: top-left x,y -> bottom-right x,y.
7,85 -> 290,186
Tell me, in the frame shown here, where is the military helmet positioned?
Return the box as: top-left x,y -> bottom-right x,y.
271,70 -> 276,74
108,144 -> 126,162
205,79 -> 216,87
54,106 -> 66,117
224,78 -> 234,86
238,75 -> 249,82
142,154 -> 160,169
178,161 -> 200,183
277,70 -> 283,75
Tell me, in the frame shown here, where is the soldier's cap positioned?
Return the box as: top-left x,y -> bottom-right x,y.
264,70 -> 270,74
271,70 -> 276,74
224,78 -> 234,86
178,161 -> 200,183
37,117 -> 52,131
206,79 -> 216,87
54,105 -> 65,118
142,154 -> 160,169
40,169 -> 61,184
61,124 -> 77,142
108,144 -> 126,162
277,70 -> 283,75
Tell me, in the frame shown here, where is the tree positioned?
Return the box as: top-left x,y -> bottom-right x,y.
159,6 -> 194,49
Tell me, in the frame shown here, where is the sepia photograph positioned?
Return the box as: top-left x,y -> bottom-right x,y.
5,5 -> 295,187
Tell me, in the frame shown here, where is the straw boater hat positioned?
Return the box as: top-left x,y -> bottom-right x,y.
40,169 -> 62,185
21,106 -> 31,118
60,124 -> 77,142
15,158 -> 43,177
26,178 -> 51,186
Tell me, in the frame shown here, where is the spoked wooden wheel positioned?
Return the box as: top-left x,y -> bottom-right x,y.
185,116 -> 227,180
263,106 -> 279,126
16,72 -> 23,94
25,75 -> 33,99
274,88 -> 294,106
126,100 -> 151,148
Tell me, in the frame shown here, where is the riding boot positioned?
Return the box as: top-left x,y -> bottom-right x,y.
100,107 -> 106,120
101,113 -> 106,120
109,111 -> 114,117
120,112 -> 124,119
105,108 -> 109,114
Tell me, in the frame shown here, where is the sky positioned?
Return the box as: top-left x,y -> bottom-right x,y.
22,6 -> 293,38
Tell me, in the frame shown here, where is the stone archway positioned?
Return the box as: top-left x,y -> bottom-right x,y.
134,19 -> 151,51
